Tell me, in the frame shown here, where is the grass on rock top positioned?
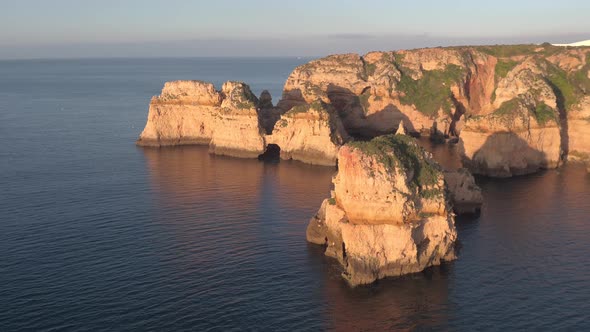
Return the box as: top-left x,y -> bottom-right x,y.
285,100 -> 326,116
396,64 -> 464,116
348,135 -> 441,193
495,59 -> 519,78
474,43 -> 564,58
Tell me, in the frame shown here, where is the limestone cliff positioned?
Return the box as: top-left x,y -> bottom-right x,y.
567,96 -> 590,171
137,45 -> 590,174
265,101 -> 348,166
208,82 -> 266,158
137,80 -> 221,146
280,44 -> 590,176
137,80 -> 265,157
137,81 -> 349,162
306,135 -> 457,286
444,169 -> 483,215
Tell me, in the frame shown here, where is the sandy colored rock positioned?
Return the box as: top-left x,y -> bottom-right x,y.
567,96 -> 590,171
280,45 -> 590,176
137,80 -> 265,158
444,168 -> 483,214
137,45 -> 590,174
307,135 -> 457,286
136,81 -> 220,147
395,120 -> 407,135
208,82 -> 266,158
265,101 -> 348,166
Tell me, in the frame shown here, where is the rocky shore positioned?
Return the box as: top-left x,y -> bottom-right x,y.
138,44 -> 590,175
136,44 -> 589,285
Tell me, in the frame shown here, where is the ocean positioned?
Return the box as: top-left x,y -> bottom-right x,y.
1,57 -> 589,331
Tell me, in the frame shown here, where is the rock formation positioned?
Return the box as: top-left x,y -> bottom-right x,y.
265,101 -> 348,166
444,169 -> 484,215
306,135 -> 457,286
137,80 -> 265,158
567,95 -> 590,171
278,44 -> 590,176
137,44 -> 590,175
137,80 -> 221,147
137,81 -> 348,164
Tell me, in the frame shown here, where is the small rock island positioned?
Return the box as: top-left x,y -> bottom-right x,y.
137,44 -> 590,285
306,134 -> 457,286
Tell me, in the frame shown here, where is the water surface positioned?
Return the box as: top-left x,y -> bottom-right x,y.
1,58 -> 589,331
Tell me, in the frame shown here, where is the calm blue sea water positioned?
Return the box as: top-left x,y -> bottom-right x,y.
1,58 -> 589,331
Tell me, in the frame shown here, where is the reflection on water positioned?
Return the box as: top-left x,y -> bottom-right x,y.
139,145 -> 590,331
416,138 -> 464,171
320,264 -> 453,331
3,56 -> 589,330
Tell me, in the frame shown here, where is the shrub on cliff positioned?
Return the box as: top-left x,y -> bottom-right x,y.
348,135 -> 441,195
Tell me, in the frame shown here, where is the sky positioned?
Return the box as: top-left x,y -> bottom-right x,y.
0,0 -> 589,59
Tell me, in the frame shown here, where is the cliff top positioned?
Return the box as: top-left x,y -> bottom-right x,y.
347,135 -> 442,194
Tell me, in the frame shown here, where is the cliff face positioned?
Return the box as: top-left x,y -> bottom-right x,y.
208,82 -> 266,158
265,101 -> 348,166
137,81 -> 221,146
444,169 -> 484,215
137,80 -> 264,157
137,45 -> 590,174
567,96 -> 590,170
137,81 -> 347,163
280,44 -> 590,176
306,135 -> 457,286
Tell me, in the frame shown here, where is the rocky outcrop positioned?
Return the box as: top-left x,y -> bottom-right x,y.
444,169 -> 483,215
137,81 -> 349,163
137,80 -> 265,157
208,82 -> 266,158
279,44 -> 590,176
306,135 -> 457,286
265,101 -> 348,166
137,80 -> 221,146
567,96 -> 590,172
138,45 -> 590,175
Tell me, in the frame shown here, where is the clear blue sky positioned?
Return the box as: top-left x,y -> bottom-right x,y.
1,0 -> 588,59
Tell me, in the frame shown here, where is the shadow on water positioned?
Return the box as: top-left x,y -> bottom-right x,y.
257,143 -> 281,163
306,241 -> 454,331
138,144 -> 590,330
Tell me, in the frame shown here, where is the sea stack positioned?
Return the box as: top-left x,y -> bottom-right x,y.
136,80 -> 265,157
306,134 -> 457,286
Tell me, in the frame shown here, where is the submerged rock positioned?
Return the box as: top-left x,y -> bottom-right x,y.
306,135 -> 457,286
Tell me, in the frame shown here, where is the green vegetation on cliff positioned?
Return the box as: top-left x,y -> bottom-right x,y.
348,135 -> 441,194
495,98 -> 521,116
495,59 -> 519,78
493,98 -> 556,125
545,56 -> 590,110
533,102 -> 557,125
396,64 -> 464,116
475,43 -> 562,58
230,82 -> 259,110
285,100 -> 326,116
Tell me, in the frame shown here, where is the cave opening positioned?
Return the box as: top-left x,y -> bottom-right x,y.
258,144 -> 281,163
